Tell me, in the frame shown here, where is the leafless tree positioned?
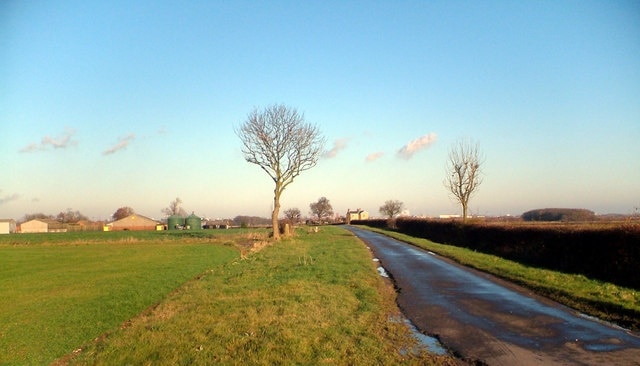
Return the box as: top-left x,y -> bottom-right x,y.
379,199 -> 404,218
310,197 -> 333,223
284,208 -> 302,223
22,213 -> 53,222
162,197 -> 187,217
112,206 -> 135,221
237,104 -> 325,240
56,208 -> 88,223
444,139 -> 483,222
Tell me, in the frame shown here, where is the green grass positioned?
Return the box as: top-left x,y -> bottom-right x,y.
0,231 -> 239,365
69,226 -> 453,365
361,226 -> 640,330
0,228 -> 454,365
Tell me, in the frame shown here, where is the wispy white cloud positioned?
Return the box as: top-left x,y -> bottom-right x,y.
43,134 -> 73,148
397,133 -> 437,160
324,137 -> 350,159
365,152 -> 384,162
19,143 -> 40,153
0,191 -> 20,205
103,133 -> 135,155
19,128 -> 77,152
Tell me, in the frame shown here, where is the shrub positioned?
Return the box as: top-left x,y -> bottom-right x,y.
522,208 -> 596,222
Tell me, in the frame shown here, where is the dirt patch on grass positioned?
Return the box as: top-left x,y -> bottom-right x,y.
235,232 -> 271,258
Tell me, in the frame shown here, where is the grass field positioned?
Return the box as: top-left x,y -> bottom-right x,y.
0,228 -> 454,365
0,231 -> 240,365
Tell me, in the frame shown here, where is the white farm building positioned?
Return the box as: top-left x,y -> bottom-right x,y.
346,209 -> 369,224
19,219 -> 66,233
0,219 -> 16,234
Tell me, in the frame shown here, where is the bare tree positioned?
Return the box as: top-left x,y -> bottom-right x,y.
284,207 -> 302,223
22,213 -> 54,222
236,104 -> 325,240
310,197 -> 333,223
112,206 -> 135,221
444,139 -> 483,222
56,208 -> 88,223
162,197 -> 187,217
379,200 -> 404,219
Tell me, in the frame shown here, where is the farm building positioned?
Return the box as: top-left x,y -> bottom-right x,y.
66,220 -> 104,232
346,208 -> 369,224
0,219 -> 16,234
105,214 -> 161,231
20,219 -> 66,233
203,219 -> 231,229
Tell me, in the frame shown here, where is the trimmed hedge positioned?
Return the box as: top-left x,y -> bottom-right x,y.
353,218 -> 640,289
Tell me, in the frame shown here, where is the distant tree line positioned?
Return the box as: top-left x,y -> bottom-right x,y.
232,216 -> 272,227
21,209 -> 89,224
522,208 -> 596,222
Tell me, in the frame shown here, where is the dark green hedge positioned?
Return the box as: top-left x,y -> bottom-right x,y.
522,208 -> 596,222
353,218 -> 640,289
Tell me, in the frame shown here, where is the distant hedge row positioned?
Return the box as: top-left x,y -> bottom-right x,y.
352,218 -> 640,289
522,208 -> 596,222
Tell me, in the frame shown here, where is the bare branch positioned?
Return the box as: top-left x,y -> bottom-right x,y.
236,104 -> 325,239
310,197 -> 334,223
379,200 -> 404,219
444,139 -> 484,222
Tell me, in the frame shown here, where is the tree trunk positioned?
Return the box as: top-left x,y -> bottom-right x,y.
272,189 -> 281,240
462,202 -> 468,223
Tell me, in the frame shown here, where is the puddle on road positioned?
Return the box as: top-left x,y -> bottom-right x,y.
377,266 -> 390,277
402,317 -> 449,355
374,258 -> 389,277
374,258 -> 448,356
387,315 -> 449,356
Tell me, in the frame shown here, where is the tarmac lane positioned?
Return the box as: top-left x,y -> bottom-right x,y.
344,226 -> 640,365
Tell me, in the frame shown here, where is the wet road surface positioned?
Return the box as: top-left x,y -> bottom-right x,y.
345,226 -> 640,365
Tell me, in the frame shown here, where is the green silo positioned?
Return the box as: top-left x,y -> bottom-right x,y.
185,212 -> 202,230
168,215 -> 185,230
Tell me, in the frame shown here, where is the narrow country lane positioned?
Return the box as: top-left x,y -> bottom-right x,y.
344,226 -> 640,366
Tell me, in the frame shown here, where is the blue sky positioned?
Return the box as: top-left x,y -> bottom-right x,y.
2,0 -> 639,221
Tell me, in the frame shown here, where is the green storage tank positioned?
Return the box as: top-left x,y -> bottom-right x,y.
185,213 -> 202,230
168,215 -> 185,230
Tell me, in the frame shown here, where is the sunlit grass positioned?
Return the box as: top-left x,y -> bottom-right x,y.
0,228 -> 455,365
0,233 -> 239,365
68,227 -> 453,365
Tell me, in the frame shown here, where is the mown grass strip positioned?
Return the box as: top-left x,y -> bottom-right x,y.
67,226 -> 455,365
0,233 -> 239,365
360,226 -> 640,330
